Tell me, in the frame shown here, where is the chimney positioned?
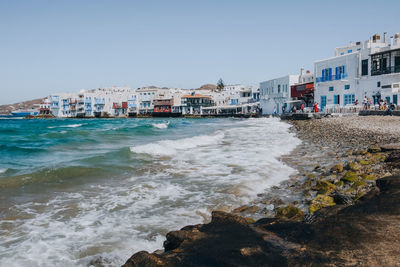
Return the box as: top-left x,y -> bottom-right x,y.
391,36 -> 394,46
384,32 -> 387,44
300,67 -> 304,76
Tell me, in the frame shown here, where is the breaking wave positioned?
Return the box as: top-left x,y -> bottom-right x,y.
152,121 -> 169,129
130,132 -> 224,156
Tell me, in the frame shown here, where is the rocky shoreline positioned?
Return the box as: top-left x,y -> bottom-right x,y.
99,115 -> 400,266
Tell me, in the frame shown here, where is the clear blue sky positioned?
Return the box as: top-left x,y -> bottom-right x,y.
1,0 -> 399,104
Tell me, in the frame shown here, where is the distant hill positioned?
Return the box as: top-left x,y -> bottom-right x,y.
197,84 -> 217,91
0,98 -> 44,114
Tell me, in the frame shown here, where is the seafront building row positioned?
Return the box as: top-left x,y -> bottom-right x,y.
40,85 -> 260,118
260,32 -> 400,114
29,32 -> 400,118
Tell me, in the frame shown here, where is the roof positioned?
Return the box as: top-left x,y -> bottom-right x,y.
182,94 -> 212,99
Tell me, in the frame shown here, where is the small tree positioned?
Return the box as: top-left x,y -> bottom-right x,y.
217,78 -> 225,91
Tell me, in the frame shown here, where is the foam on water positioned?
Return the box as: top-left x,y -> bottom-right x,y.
152,121 -> 169,129
130,132 -> 224,156
0,169 -> 7,174
48,124 -> 84,129
0,118 -> 301,267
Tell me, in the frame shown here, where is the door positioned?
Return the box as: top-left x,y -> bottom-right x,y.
386,97 -> 391,104
320,96 -> 327,111
393,95 -> 398,105
395,56 -> 400,72
334,95 -> 340,105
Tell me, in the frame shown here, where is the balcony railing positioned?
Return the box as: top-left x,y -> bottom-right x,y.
371,65 -> 400,76
316,73 -> 348,83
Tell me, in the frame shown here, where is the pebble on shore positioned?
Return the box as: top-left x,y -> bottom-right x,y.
231,115 -> 400,220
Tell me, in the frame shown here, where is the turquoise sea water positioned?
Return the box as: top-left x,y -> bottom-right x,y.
0,118 -> 300,266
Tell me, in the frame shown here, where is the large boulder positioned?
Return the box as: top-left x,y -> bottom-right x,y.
123,176 -> 400,267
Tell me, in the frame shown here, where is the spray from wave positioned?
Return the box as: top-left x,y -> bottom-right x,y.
48,124 -> 84,129
152,121 -> 170,129
130,132 -> 224,156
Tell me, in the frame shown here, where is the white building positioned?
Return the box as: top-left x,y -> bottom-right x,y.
315,32 -> 400,111
49,87 -> 135,117
136,87 -> 160,114
259,75 -> 299,114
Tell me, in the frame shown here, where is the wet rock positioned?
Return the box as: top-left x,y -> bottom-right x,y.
330,163 -> 344,173
354,150 -> 368,155
309,194 -> 336,213
362,174 -> 377,181
275,205 -> 304,221
334,180 -> 344,188
245,217 -> 256,224
385,151 -> 400,168
341,171 -> 360,183
346,161 -> 361,171
163,224 -> 205,251
332,192 -> 353,205
368,146 -> 381,153
232,205 -> 249,213
232,205 -> 259,213
88,257 -> 114,267
311,180 -> 336,195
358,159 -> 371,165
381,143 -> 400,151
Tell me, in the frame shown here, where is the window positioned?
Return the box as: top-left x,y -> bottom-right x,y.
345,84 -> 350,90
340,53 -> 344,55
335,65 -> 346,79
278,85 -> 281,93
348,49 -> 352,53
329,86 -> 334,92
362,59 -> 368,76
322,68 -> 332,81
377,82 -> 381,87
344,94 -> 355,105
357,48 -> 361,51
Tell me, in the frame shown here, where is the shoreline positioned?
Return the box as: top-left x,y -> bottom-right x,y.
118,115 -> 400,266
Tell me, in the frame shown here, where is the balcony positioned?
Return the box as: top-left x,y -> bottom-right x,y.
94,100 -> 105,105
153,99 -> 173,106
371,65 -> 400,76
265,92 -> 289,99
316,73 -> 348,83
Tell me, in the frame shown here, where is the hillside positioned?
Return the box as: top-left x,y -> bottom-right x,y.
0,98 -> 44,114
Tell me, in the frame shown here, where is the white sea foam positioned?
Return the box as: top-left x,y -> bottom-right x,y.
48,124 -> 84,129
0,168 -> 7,174
152,121 -> 169,129
130,132 -> 224,156
0,118 -> 301,267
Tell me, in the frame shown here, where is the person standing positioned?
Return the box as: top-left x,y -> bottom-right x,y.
313,102 -> 319,113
